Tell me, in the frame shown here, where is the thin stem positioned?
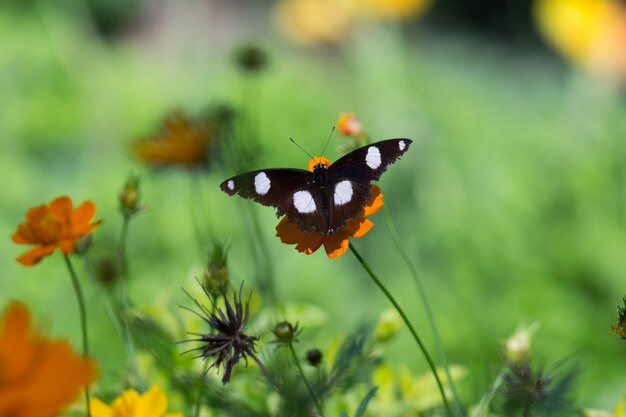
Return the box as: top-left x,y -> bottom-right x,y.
193,361 -> 211,417
249,352 -> 282,393
470,366 -> 506,417
244,201 -> 277,304
348,243 -> 452,417
118,214 -> 141,388
383,205 -> 463,416
188,171 -> 207,253
288,343 -> 323,416
191,170 -> 212,237
63,254 -> 91,417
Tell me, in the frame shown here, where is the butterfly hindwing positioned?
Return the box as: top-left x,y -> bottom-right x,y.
328,138 -> 412,183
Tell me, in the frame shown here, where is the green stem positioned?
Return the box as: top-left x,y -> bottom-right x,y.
383,205 -> 463,416
470,366 -> 506,417
244,201 -> 277,304
288,343 -> 323,416
348,243 -> 452,417
119,214 -> 141,388
63,254 -> 91,417
193,361 -> 210,417
188,172 -> 207,253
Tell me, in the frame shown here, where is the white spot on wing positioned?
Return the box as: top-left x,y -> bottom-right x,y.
227,180 -> 235,190
293,190 -> 316,213
254,172 -> 271,195
334,180 -> 353,206
399,140 -> 406,151
366,146 -> 382,169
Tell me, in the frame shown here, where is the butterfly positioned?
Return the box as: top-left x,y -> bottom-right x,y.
219,138 -> 412,235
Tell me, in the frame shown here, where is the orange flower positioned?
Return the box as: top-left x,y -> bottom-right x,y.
0,301 -> 96,417
135,112 -> 215,168
11,196 -> 102,266
276,156 -> 384,259
337,112 -> 366,137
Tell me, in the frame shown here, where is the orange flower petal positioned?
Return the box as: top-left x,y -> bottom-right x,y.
307,156 -> 332,172
363,185 -> 384,217
48,196 -> 73,218
11,225 -> 34,244
59,237 -> 77,255
0,302 -> 96,417
276,217 -> 306,244
344,216 -> 375,238
25,205 -> 48,225
324,232 -> 350,258
16,244 -> 57,266
0,302 -> 36,381
295,233 -> 325,254
72,200 -> 96,230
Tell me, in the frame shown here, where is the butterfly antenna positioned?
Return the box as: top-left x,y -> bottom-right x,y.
320,126 -> 335,157
290,138 -> 314,160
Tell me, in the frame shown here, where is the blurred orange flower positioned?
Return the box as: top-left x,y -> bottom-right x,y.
135,112 -> 215,169
276,156 -> 384,259
535,0 -> 626,77
337,112 -> 366,137
11,196 -> 102,266
91,385 -> 183,417
0,301 -> 96,416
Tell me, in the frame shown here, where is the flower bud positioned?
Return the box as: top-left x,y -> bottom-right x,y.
74,234 -> 93,255
203,242 -> 230,298
119,175 -> 141,217
306,348 -> 323,366
235,44 -> 269,74
273,321 -> 295,342
504,323 -> 539,364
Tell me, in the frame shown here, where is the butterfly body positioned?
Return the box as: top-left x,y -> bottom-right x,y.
220,138 -> 412,235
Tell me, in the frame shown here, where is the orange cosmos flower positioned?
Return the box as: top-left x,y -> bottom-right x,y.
135,112 -> 215,169
337,112 -> 366,137
91,385 -> 182,417
535,0 -> 626,78
275,156 -> 384,259
11,196 -> 102,266
0,301 -> 96,417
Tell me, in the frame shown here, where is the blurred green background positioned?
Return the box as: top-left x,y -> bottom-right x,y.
1,0 -> 624,412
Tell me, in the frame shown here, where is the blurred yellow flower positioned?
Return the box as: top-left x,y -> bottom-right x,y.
91,385 -> 183,417
535,0 -> 626,77
0,301 -> 96,417
584,398 -> 625,417
274,0 -> 355,45
361,0 -> 432,20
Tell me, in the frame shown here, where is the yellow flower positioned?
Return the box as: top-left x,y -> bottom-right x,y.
361,0 -> 433,20
91,385 -> 183,417
274,0 -> 355,45
535,0 -> 626,77
0,301 -> 96,417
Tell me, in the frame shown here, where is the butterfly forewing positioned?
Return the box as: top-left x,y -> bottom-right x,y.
328,138 -> 412,182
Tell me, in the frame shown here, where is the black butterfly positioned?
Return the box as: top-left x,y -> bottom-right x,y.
219,138 -> 412,235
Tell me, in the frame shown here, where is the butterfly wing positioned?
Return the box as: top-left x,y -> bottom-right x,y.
220,168 -> 329,232
328,138 -> 412,182
323,139 -> 412,232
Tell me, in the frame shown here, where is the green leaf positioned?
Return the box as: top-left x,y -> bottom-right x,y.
354,386 -> 378,417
